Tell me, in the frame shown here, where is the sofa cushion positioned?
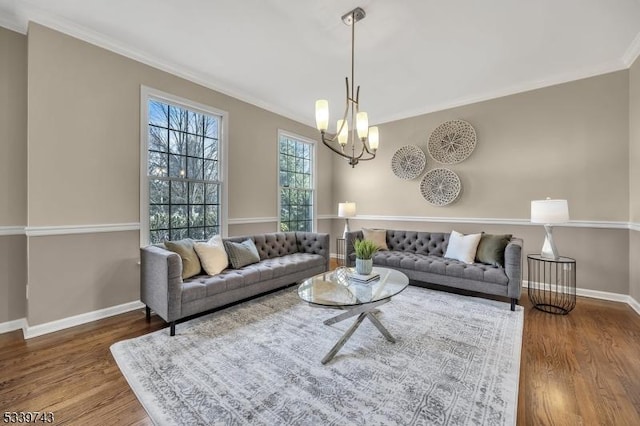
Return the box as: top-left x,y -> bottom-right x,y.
373,251 -> 509,285
164,239 -> 201,279
444,230 -> 482,264
224,239 -> 260,268
362,228 -> 389,250
386,231 -> 449,256
475,234 -> 512,267
194,235 -> 229,275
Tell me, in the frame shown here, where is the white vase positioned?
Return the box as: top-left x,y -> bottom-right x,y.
355,258 -> 373,275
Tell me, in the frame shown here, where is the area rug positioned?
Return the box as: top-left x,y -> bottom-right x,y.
111,286 -> 523,425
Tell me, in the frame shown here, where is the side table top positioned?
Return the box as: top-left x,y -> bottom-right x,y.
527,254 -> 576,263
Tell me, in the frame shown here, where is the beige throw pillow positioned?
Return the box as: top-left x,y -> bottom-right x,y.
194,235 -> 229,276
164,239 -> 202,279
362,228 -> 389,250
444,230 -> 482,264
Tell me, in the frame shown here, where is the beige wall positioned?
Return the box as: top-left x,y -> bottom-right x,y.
630,55 -> 640,302
0,27 -> 27,323
334,71 -> 629,221
25,23 -> 331,326
332,71 -> 631,295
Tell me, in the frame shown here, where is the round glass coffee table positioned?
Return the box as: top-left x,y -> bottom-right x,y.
298,266 -> 409,364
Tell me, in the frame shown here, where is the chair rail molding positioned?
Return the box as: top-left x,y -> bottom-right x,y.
0,226 -> 26,236
25,223 -> 141,237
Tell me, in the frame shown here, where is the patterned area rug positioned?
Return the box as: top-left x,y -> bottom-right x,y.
111,286 -> 523,425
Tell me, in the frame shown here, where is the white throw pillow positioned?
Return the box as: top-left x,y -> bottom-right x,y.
444,230 -> 482,264
194,235 -> 229,275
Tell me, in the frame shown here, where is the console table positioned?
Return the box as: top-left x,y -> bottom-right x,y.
527,254 -> 576,314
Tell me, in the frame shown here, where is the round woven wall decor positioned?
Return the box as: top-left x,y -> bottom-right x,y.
391,145 -> 426,180
420,168 -> 461,206
428,120 -> 476,164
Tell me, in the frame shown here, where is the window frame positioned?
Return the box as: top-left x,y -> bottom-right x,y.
277,129 -> 317,233
140,86 -> 228,246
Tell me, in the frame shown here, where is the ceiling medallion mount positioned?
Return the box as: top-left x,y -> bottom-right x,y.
315,6 -> 379,168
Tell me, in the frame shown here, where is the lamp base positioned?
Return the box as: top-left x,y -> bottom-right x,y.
343,219 -> 350,239
540,224 -> 560,259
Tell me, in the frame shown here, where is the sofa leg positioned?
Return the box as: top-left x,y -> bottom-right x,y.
170,321 -> 175,336
510,298 -> 516,311
145,306 -> 151,321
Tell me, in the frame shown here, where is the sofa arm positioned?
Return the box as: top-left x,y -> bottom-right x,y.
344,230 -> 364,267
140,245 -> 183,322
504,238 -> 523,299
296,232 -> 330,271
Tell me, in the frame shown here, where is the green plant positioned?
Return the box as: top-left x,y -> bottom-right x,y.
353,239 -> 379,260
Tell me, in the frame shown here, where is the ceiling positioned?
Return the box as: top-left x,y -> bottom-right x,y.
1,0 -> 640,127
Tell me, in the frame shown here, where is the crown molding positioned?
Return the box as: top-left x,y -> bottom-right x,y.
623,31 -> 640,67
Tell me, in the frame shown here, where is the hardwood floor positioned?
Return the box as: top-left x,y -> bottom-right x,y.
1,286 -> 639,424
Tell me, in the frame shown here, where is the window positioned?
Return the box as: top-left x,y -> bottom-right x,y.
141,87 -> 227,245
278,131 -> 315,232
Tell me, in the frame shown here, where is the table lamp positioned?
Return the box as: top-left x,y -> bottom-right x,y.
338,202 -> 356,238
531,198 -> 569,259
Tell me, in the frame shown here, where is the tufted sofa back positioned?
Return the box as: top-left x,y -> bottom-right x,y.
224,232 -> 299,260
386,230 -> 450,256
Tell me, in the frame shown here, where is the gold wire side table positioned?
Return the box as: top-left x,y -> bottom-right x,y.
527,254 -> 576,315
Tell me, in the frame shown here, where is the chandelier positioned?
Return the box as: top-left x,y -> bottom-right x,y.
315,7 -> 379,167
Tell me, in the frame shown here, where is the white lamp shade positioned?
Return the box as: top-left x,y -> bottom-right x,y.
338,202 -> 356,218
368,126 -> 379,151
531,199 -> 569,224
315,100 -> 329,131
337,119 -> 348,146
356,112 -> 369,139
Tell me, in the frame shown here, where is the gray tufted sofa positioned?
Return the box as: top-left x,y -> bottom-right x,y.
141,232 -> 330,335
345,230 -> 522,310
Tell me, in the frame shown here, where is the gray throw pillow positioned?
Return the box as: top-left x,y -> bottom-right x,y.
224,239 -> 260,269
475,234 -> 512,267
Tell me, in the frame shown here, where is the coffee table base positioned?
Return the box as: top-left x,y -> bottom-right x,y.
321,298 -> 395,364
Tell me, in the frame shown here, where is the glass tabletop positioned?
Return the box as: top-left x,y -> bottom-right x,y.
298,266 -> 409,307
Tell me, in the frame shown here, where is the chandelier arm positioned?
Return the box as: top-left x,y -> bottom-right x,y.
321,132 -> 355,159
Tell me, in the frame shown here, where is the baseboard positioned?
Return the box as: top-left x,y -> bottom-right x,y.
522,280 -> 639,315
0,318 -> 27,335
629,296 -> 640,316
23,300 -> 145,339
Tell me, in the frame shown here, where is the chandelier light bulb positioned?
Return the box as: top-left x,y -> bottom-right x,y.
368,127 -> 379,151
337,120 -> 349,146
356,112 -> 369,139
315,100 -> 329,131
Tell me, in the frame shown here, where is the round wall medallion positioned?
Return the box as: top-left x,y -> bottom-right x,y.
420,168 -> 461,206
428,120 -> 476,164
391,145 -> 426,180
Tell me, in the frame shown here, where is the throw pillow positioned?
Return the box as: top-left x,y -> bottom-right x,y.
476,234 -> 512,267
164,239 -> 202,279
194,235 -> 229,275
362,228 -> 389,250
444,230 -> 482,264
224,239 -> 260,269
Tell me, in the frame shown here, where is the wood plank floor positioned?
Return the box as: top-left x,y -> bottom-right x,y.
1,287 -> 639,424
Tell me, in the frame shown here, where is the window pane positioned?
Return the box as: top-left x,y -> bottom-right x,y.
188,157 -> 204,180
190,182 -> 204,204
189,227 -> 205,240
187,134 -> 203,158
172,228 -> 188,241
205,184 -> 219,204
150,204 -> 169,229
150,230 -> 169,244
204,138 -> 217,160
205,116 -> 218,138
190,205 -> 204,227
204,159 -> 217,181
205,205 -> 219,226
148,151 -> 167,177
171,180 -> 187,204
149,126 -> 168,152
149,179 -> 169,204
169,106 -> 188,131
148,101 -> 168,127
169,131 -> 187,155
171,205 -> 188,229
168,154 -> 185,178
188,111 -> 204,135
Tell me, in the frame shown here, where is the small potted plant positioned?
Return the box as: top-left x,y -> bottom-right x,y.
353,239 -> 379,275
